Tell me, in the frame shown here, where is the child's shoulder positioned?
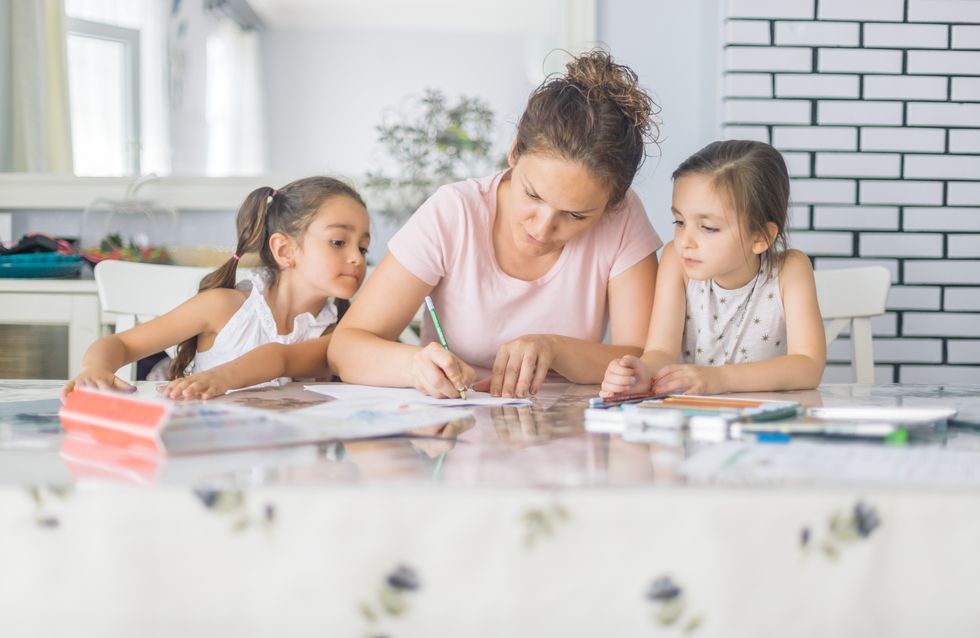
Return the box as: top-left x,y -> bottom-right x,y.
777,249 -> 815,278
193,286 -> 249,315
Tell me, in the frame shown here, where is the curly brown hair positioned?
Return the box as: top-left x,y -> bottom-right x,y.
513,49 -> 660,207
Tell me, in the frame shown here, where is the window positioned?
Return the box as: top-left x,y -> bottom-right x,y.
66,17 -> 141,175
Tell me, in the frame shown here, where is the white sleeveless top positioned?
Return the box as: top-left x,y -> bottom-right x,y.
192,273 -> 338,387
681,257 -> 786,366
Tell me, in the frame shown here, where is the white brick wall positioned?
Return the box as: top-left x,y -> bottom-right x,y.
904,208 -> 980,231
773,126 -> 857,150
815,152 -> 900,178
818,100 -> 903,125
948,235 -> 980,258
907,0 -> 980,24
725,20 -> 772,45
860,127 -> 944,152
859,180 -> 943,205
945,288 -> 980,311
725,73 -> 773,97
860,232 -> 944,257
812,205 -> 899,230
863,23 -> 948,49
863,75 -> 947,100
775,21 -> 859,46
907,51 -> 980,75
952,79 -> 980,102
903,312 -> 980,337
819,48 -> 903,73
905,261 -> 980,285
723,3 -> 980,380
818,0 -> 904,22
952,25 -> 980,49
904,155 -> 980,180
775,74 -> 859,98
725,99 -> 811,124
887,286 -> 942,310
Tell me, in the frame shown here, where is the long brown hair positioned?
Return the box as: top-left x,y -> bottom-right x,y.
169,176 -> 365,379
513,49 -> 660,207
672,140 -> 790,277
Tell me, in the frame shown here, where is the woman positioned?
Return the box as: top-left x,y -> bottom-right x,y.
330,50 -> 663,398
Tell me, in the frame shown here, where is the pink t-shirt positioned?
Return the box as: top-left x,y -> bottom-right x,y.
388,171 -> 662,372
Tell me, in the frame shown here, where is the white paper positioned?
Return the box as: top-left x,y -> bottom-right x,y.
305,384 -> 532,407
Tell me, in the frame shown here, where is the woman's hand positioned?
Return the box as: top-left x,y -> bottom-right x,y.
600,355 -> 652,398
489,335 -> 555,398
652,364 -> 723,395
62,367 -> 135,398
163,369 -> 234,400
410,342 -> 476,399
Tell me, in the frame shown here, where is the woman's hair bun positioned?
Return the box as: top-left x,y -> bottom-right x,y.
563,49 -> 658,143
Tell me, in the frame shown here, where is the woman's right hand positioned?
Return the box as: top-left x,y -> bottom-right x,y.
600,355 -> 652,398
410,342 -> 476,399
62,367 -> 135,398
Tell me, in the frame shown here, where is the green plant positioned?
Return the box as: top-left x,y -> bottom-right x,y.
365,89 -> 504,223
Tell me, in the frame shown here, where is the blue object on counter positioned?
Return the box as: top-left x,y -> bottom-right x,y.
0,253 -> 83,278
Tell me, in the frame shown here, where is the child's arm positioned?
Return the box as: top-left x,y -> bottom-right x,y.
163,336 -> 333,400
601,243 -> 686,396
654,250 -> 826,394
61,289 -> 242,397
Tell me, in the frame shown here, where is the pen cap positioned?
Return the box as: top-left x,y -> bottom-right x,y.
688,415 -> 730,443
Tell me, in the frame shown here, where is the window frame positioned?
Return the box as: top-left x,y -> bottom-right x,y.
65,16 -> 142,176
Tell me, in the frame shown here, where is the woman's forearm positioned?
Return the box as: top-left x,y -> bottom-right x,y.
329,327 -> 424,386
548,335 -> 644,384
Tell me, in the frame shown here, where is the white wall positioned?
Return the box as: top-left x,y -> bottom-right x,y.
598,0 -> 725,242
0,0 -> 12,172
261,27 -> 535,178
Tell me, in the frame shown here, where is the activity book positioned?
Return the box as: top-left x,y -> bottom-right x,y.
59,387 -> 470,455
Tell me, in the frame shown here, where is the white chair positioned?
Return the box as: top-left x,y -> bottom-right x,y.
813,266 -> 891,384
94,261 -> 249,381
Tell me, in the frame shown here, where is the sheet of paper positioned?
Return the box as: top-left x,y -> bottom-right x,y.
305,384 -> 532,407
681,441 -> 980,487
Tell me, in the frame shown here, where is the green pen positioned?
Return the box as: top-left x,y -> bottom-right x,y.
424,295 -> 467,399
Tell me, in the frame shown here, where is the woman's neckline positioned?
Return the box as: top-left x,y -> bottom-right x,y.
487,170 -> 572,285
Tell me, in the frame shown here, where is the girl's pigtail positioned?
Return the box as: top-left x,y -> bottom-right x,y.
169,186 -> 277,379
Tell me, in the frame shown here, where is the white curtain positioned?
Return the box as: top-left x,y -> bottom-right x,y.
205,17 -> 265,176
9,0 -> 74,173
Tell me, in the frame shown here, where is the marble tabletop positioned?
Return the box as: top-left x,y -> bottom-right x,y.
4,380 -> 980,637
3,379 -> 980,489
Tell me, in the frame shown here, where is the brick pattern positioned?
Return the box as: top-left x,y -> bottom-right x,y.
725,0 -> 980,383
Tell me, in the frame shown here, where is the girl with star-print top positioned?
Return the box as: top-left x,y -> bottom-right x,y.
601,140 -> 826,396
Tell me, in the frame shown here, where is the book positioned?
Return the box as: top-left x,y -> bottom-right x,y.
59,387 -> 472,455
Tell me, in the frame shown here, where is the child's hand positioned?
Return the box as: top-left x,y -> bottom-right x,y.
652,364 -> 723,395
62,367 -> 135,398
411,342 -> 476,399
600,355 -> 652,398
163,370 -> 232,400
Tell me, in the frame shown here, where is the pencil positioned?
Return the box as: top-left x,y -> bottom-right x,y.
423,295 -> 467,400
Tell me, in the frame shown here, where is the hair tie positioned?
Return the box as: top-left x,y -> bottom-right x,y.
270,189 -> 278,198
232,254 -> 241,261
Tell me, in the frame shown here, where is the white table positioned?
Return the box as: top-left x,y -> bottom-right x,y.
0,279 -> 100,377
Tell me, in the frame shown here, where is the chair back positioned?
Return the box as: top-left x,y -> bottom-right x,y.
94,261 -> 249,380
813,266 -> 891,384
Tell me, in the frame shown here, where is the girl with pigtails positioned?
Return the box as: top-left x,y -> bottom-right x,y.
63,177 -> 371,400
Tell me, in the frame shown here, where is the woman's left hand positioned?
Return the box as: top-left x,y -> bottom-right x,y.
162,369 -> 233,400
489,335 -> 555,398
652,364 -> 724,395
